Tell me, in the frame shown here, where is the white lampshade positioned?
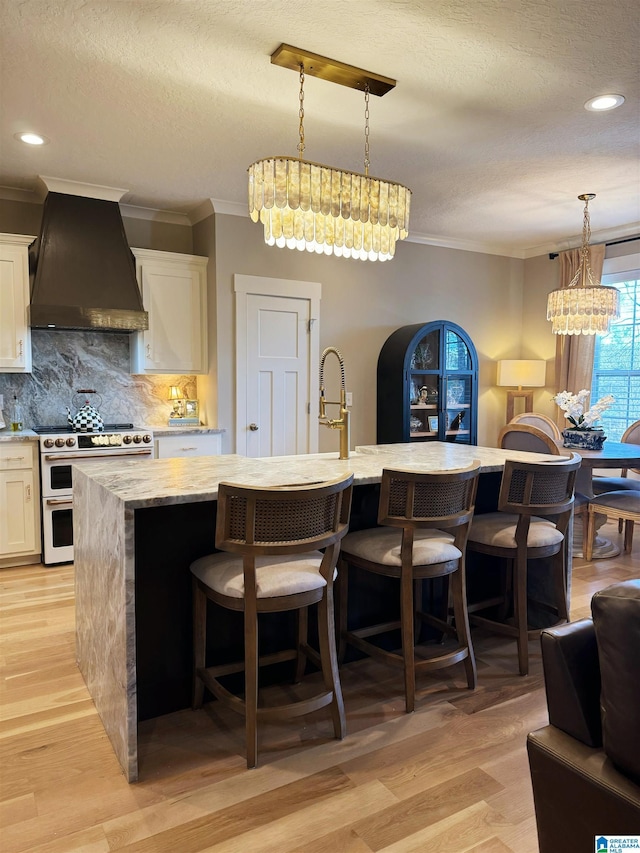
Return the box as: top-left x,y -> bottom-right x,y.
496,360 -> 546,389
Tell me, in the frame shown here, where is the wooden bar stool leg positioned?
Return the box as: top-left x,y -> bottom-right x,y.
294,606 -> 308,683
337,558 -> 349,663
552,551 -> 569,622
244,600 -> 259,769
192,578 -> 206,710
450,566 -> 477,689
400,569 -> 416,713
514,555 -> 529,676
317,586 -> 346,739
413,578 -> 423,643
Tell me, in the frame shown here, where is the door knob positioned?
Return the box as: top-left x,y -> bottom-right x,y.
249,423 -> 259,431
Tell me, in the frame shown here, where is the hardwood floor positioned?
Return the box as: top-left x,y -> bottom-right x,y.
1,521 -> 638,853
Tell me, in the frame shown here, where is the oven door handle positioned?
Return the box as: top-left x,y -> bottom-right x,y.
44,449 -> 153,461
46,498 -> 74,506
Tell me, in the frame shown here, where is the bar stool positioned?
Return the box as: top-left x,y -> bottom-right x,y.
338,462 -> 481,713
466,453 -> 581,676
190,474 -> 353,768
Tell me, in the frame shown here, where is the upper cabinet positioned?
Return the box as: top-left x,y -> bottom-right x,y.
0,234 -> 36,373
130,248 -> 208,374
377,321 -> 478,445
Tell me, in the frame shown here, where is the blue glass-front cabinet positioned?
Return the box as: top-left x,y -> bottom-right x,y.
377,321 -> 478,445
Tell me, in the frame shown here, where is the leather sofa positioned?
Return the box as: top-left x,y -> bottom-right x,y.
527,580 -> 640,853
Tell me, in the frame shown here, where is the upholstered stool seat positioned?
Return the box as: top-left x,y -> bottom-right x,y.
191,474 -> 353,768
466,454 -> 582,677
339,527 -> 462,567
191,552 -> 330,599
469,514 -> 565,550
339,462 -> 481,713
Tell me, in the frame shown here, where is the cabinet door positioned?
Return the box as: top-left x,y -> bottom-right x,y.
130,250 -> 208,374
0,468 -> 37,556
442,328 -> 475,444
408,328 -> 440,438
0,237 -> 34,373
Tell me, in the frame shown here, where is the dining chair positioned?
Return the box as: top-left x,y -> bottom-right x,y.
466,453 -> 582,676
509,412 -> 562,442
592,419 -> 640,495
585,490 -> 640,560
190,473 -> 353,768
338,461 -> 481,713
499,423 -> 560,455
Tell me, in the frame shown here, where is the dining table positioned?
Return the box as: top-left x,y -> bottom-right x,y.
559,439 -> 640,558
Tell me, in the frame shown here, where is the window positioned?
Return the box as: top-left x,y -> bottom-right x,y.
590,252 -> 640,441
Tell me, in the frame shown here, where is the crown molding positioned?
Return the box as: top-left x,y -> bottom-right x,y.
37,175 -> 128,202
523,223 -> 640,259
209,198 -> 247,217
119,204 -> 191,226
0,183 -> 636,258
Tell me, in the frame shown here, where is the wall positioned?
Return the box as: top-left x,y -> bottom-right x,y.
208,213 -> 528,452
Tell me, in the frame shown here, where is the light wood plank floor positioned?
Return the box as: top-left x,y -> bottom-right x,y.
1,521 -> 638,853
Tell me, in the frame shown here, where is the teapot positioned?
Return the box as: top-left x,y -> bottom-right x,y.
67,390 -> 104,432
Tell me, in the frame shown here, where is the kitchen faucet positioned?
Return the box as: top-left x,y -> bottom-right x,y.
319,346 -> 351,460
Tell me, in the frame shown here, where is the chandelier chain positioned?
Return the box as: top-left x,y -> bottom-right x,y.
363,84 -> 370,176
571,195 -> 595,288
297,63 -> 305,158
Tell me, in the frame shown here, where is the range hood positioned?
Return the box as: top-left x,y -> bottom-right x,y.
29,179 -> 148,332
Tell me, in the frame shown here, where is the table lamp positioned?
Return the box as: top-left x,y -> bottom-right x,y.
168,386 -> 185,422
497,360 -> 546,421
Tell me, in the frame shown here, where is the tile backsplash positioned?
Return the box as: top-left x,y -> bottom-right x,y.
0,330 -> 197,429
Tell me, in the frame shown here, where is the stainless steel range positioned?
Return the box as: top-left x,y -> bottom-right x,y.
35,424 -> 154,564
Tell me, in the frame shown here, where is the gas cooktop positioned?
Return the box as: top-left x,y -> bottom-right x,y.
33,424 -> 135,435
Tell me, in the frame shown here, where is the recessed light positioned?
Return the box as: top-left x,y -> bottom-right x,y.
15,131 -> 49,145
584,94 -> 625,112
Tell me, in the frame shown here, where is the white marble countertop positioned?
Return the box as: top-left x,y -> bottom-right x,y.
150,425 -> 226,437
72,442 -> 558,510
0,429 -> 38,442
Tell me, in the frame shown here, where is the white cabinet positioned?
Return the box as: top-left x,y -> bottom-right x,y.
155,433 -> 222,459
0,234 -> 36,373
130,249 -> 208,374
0,442 -> 41,565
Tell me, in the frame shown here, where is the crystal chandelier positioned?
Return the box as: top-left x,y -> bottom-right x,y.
248,45 -> 411,262
547,194 -> 620,335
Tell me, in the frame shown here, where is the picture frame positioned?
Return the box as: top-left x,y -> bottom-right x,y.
428,415 -> 439,432
184,399 -> 199,420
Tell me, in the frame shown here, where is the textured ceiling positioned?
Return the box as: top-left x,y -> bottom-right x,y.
1,0 -> 639,257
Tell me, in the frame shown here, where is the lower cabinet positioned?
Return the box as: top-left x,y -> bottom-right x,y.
155,433 -> 222,459
0,442 -> 41,566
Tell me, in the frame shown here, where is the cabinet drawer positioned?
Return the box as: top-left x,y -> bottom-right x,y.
0,442 -> 35,470
155,434 -> 221,459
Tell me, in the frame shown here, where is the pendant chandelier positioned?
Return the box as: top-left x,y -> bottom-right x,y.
547,194 -> 620,335
248,45 -> 411,262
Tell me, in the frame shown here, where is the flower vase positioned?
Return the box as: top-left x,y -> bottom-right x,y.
562,428 -> 607,450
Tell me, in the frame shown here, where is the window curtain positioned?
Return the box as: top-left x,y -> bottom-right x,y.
553,243 -> 606,430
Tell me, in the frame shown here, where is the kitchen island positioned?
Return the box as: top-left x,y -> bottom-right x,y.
73,442 -> 561,781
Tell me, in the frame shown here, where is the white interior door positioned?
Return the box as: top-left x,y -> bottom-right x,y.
235,276 -> 321,458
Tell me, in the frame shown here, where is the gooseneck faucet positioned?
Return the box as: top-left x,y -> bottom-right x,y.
319,346 -> 351,459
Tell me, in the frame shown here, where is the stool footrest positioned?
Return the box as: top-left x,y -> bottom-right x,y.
198,666 -> 334,720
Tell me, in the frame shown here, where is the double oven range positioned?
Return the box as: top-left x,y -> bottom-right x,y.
35,424 -> 154,564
